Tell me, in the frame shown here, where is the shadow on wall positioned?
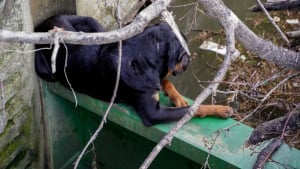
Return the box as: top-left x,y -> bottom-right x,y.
30,0 -> 76,27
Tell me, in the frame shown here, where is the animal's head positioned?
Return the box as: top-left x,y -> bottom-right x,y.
164,27 -> 191,77
167,48 -> 190,77
145,23 -> 191,78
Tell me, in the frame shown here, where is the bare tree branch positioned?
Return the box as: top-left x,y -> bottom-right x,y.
253,105 -> 297,169
0,0 -> 172,45
51,35 -> 59,73
236,18 -> 300,70
248,105 -> 300,145
253,137 -> 283,169
199,0 -> 300,70
49,27 -> 64,73
161,10 -> 191,55
256,0 -> 290,45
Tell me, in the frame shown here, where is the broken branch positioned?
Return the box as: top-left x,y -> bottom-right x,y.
253,137 -> 283,169
247,105 -> 300,145
256,0 -> 290,45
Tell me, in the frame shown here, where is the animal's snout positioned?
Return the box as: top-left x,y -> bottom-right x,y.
173,53 -> 190,76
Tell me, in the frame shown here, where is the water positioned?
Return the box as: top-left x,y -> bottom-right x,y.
169,0 -> 257,100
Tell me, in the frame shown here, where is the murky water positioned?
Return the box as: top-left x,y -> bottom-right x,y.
169,0 -> 257,100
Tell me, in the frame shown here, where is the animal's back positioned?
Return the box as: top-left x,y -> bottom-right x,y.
34,15 -> 141,103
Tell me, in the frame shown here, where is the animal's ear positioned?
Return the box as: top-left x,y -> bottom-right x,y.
167,42 -> 181,70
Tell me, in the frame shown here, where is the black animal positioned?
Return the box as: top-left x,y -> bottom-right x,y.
35,15 -> 233,126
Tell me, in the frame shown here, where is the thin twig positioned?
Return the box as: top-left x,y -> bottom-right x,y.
188,2 -> 199,32
226,72 -> 299,131
202,72 -> 300,163
201,131 -> 220,169
2,45 -> 53,54
245,71 -> 298,123
61,38 -> 78,107
73,1 -> 123,168
169,2 -> 196,8
256,0 -> 290,45
197,80 -> 249,86
51,33 -> 59,73
49,26 -> 65,73
178,10 -> 192,22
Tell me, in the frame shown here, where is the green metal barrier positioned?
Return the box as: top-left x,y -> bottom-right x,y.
41,82 -> 300,169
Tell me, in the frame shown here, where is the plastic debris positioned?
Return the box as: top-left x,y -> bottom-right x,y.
199,40 -> 241,60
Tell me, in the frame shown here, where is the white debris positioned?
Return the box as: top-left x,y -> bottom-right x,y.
199,41 -> 241,60
286,19 -> 300,25
273,16 -> 281,22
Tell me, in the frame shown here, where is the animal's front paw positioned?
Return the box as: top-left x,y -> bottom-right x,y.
195,105 -> 234,118
217,106 -> 234,118
171,95 -> 189,107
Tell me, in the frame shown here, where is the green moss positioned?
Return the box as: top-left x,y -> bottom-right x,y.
0,52 -> 9,66
3,71 -> 23,98
5,96 -> 23,117
0,136 -> 25,168
7,70 -> 22,85
0,105 -> 35,168
0,119 -> 15,148
0,55 -> 5,65
21,106 -> 33,142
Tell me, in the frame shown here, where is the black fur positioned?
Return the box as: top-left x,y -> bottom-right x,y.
35,15 -> 191,126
